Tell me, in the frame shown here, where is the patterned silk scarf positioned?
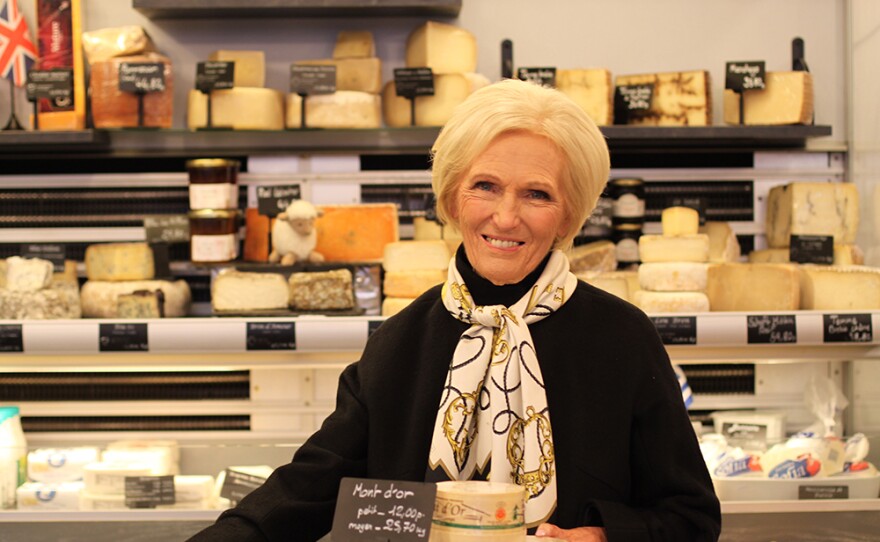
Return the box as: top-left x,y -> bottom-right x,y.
429,249 -> 578,526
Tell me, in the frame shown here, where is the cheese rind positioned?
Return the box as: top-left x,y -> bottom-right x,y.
705,263 -> 800,311
633,290 -> 710,313
556,69 -> 613,126
315,204 -> 400,262
294,57 -> 382,94
568,240 -> 617,276
661,206 -> 700,237
723,71 -> 813,125
208,50 -> 265,88
383,269 -> 446,298
211,271 -> 288,313
80,280 -> 191,318
288,269 -> 355,310
638,234 -> 710,263
286,91 -> 381,129
85,243 -> 155,281
615,70 -> 711,126
5,256 -> 53,292
383,73 -> 489,127
405,21 -> 477,74
799,265 -> 880,310
333,31 -> 375,59
638,262 -> 709,292
383,240 -> 451,272
765,182 -> 860,248
187,88 -> 285,130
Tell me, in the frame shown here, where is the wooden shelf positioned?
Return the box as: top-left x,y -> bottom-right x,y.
132,0 -> 462,18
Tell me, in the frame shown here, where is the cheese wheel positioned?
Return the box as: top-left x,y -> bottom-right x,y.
632,290 -> 710,313
638,234 -> 710,263
187,88 -> 284,130
638,262 -> 709,292
212,270 -> 289,313
431,481 -> 525,542
80,280 -> 191,318
382,73 -> 489,127
286,91 -> 381,129
208,50 -> 265,87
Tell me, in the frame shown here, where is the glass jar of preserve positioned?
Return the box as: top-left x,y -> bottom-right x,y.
608,177 -> 645,225
186,158 -> 240,211
189,209 -> 240,263
611,223 -> 642,269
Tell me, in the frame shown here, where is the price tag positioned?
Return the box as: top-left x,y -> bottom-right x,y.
290,65 -> 336,95
394,68 -> 435,98
665,196 -> 707,225
99,323 -> 149,352
798,485 -> 849,500
517,67 -> 556,88
26,69 -> 73,103
789,235 -> 834,264
823,314 -> 872,343
368,320 -> 383,337
725,61 -> 766,92
220,468 -> 269,506
118,62 -> 166,93
124,475 -> 175,508
256,185 -> 302,217
650,316 -> 697,345
196,61 -> 235,93
247,322 -> 296,351
144,215 -> 190,244
21,243 -> 66,271
747,314 -> 797,344
0,325 -> 23,353
331,478 -> 436,542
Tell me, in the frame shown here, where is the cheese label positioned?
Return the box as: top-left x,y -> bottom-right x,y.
26,69 -> 73,103
650,316 -> 697,345
21,243 -> 66,271
99,323 -> 148,352
124,475 -> 175,508
195,61 -> 235,93
332,477 -> 435,541
517,67 -> 556,88
256,185 -> 302,217
798,485 -> 849,500
725,61 -> 766,92
823,314 -> 872,343
290,65 -> 336,95
0,325 -> 23,353
118,62 -> 166,94
789,234 -> 834,265
747,314 -> 796,344
393,68 -> 435,98
144,215 -> 190,244
614,84 -> 653,116
246,322 -> 296,351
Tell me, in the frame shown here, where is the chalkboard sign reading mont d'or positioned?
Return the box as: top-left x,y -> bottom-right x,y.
332,478 -> 436,541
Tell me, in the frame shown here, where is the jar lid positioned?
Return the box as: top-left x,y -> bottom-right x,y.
609,177 -> 644,186
188,209 -> 240,219
0,406 -> 20,423
186,158 -> 240,169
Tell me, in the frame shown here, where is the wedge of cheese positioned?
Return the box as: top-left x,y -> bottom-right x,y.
705,263 -> 799,311
5,256 -> 53,292
405,21 -> 477,74
288,269 -> 354,311
633,290 -> 710,313
749,245 -> 864,266
211,270 -> 288,313
723,71 -> 813,125
85,243 -> 154,281
700,222 -> 741,262
556,68 -> 613,126
315,204 -> 399,262
638,234 -> 710,263
639,262 -> 709,292
383,269 -> 446,298
661,206 -> 700,237
286,91 -> 381,129
382,73 -> 490,127
294,57 -> 382,94
187,88 -> 284,130
208,50 -> 265,88
583,274 -> 630,302
0,283 -> 81,319
765,182 -> 859,248
333,31 -> 375,59
568,240 -> 617,276
615,70 -> 711,126
800,265 -> 880,310
80,280 -> 191,318
383,240 -> 451,272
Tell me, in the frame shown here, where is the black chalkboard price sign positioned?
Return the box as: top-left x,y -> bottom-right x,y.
823,314 -> 872,343
725,61 -> 766,92
747,314 -> 797,344
26,69 -> 73,130
196,61 -> 235,93
394,68 -> 434,127
99,323 -> 149,352
650,316 -> 697,345
256,185 -> 302,217
0,325 -> 23,353
21,243 -> 66,271
124,475 -> 175,508
789,234 -> 834,264
517,67 -> 556,88
119,62 -> 166,94
331,478 -> 436,542
247,322 -> 296,351
144,215 -> 190,244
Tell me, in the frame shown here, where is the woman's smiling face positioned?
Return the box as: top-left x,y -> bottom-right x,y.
452,130 -> 570,285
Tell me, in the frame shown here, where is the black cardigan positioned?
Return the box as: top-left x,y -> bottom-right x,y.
188,279 -> 721,542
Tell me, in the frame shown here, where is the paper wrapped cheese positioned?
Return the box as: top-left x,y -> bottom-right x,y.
82,25 -> 155,63
89,53 -> 173,129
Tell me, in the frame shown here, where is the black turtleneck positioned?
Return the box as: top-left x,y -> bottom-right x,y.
455,244 -> 552,307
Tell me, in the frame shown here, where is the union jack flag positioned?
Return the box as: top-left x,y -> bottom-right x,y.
0,0 -> 37,86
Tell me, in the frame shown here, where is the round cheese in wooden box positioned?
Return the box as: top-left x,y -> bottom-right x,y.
430,481 -> 526,541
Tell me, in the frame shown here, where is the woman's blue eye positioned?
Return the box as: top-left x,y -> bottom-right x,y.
474,181 -> 493,191
529,190 -> 550,200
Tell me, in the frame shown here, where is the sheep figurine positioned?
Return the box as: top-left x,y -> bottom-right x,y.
268,199 -> 325,266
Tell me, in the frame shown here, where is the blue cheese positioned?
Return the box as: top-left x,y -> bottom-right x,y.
5,256 -> 53,291
85,243 -> 155,281
765,182 -> 859,248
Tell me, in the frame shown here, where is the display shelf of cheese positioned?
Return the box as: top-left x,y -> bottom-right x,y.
132,0 -> 462,18
0,125 -> 833,158
2,310 -> 880,364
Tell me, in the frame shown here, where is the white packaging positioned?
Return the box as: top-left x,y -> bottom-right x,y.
28,447 -> 100,483
83,462 -> 154,495
79,491 -> 127,510
106,439 -> 181,466
0,406 -> 27,509
174,475 -> 215,503
16,481 -> 83,510
102,447 -> 177,475
712,410 -> 787,451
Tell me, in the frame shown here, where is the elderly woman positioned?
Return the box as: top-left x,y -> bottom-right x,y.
188,79 -> 721,542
